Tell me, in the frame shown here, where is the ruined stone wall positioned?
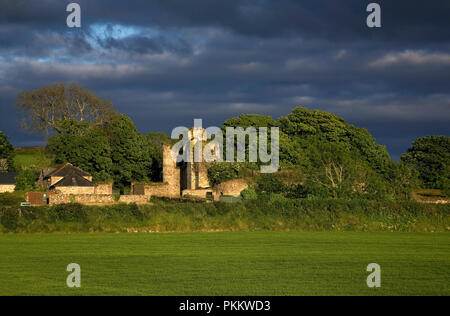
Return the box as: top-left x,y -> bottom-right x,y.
54,186 -> 96,195
49,194 -> 114,205
195,162 -> 210,189
182,188 -> 212,199
162,144 -> 180,195
144,183 -> 180,198
0,185 -> 15,193
95,183 -> 113,195
215,179 -> 248,197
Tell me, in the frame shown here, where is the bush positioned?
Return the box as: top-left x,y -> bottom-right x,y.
241,187 -> 258,200
0,208 -> 21,231
256,174 -> 286,194
0,192 -> 25,207
14,170 -> 37,191
207,162 -> 242,187
442,180 -> 450,198
50,203 -> 88,223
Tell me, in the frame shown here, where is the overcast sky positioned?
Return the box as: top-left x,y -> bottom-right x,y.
0,0 -> 449,160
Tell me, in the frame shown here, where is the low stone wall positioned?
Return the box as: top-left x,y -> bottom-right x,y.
145,183 -> 180,198
95,183 -> 113,195
182,189 -> 212,199
119,195 -> 151,204
0,185 -> 15,193
49,194 -> 114,205
133,182 -> 180,198
54,186 -> 96,195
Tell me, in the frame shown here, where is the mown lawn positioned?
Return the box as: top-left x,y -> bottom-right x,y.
0,232 -> 448,296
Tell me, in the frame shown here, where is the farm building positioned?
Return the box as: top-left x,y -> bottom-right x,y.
37,163 -> 112,195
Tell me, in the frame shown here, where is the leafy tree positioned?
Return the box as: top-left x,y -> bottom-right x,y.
385,162 -> 420,199
48,127 -> 113,182
207,162 -> 242,187
104,115 -> 155,190
0,131 -> 15,172
442,176 -> 450,197
256,173 -> 286,195
147,132 -> 172,182
303,141 -> 391,199
16,83 -> 117,136
279,107 -> 392,174
401,136 -> 450,189
223,114 -> 279,130
222,114 -> 308,170
15,169 -> 37,191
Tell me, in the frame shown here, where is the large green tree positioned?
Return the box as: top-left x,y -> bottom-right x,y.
222,114 -> 308,170
105,115 -> 155,190
279,107 -> 392,174
146,132 -> 172,182
48,123 -> 112,182
0,131 -> 15,172
401,136 -> 450,189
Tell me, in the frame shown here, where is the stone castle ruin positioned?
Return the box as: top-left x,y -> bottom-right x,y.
130,126 -> 248,202
131,127 -> 215,200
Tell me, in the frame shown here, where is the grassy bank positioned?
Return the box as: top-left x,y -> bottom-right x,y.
0,232 -> 448,295
0,199 -> 449,233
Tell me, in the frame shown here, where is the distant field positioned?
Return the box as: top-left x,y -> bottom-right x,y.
13,147 -> 54,171
0,232 -> 448,296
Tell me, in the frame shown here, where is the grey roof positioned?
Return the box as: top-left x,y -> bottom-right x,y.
46,163 -> 91,178
42,168 -> 57,178
50,169 -> 95,188
0,172 -> 19,185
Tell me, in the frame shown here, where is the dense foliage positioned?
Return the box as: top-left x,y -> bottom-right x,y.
221,107 -> 419,200
0,131 -> 15,172
14,170 -> 37,191
48,124 -> 112,182
207,162 -> 242,187
0,200 -> 448,233
48,115 -> 159,189
104,115 -> 156,190
401,136 -> 450,190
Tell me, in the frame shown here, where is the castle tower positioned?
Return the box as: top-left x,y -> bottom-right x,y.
162,144 -> 180,195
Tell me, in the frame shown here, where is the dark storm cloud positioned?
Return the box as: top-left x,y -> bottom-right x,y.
0,0 -> 449,158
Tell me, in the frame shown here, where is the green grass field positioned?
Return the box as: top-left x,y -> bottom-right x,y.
13,147 -> 54,171
0,232 -> 448,296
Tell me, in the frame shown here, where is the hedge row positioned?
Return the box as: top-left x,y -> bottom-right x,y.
0,199 -> 448,233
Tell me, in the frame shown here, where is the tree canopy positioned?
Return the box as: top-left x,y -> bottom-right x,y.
16,83 -> 117,136
0,131 -> 14,172
48,115 -> 159,189
401,136 -> 450,189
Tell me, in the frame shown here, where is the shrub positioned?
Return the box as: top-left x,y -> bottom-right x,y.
256,174 -> 286,194
207,162 -> 242,187
0,208 -> 20,231
51,203 -> 88,223
0,192 -> 26,207
241,187 -> 258,200
14,169 -> 37,191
